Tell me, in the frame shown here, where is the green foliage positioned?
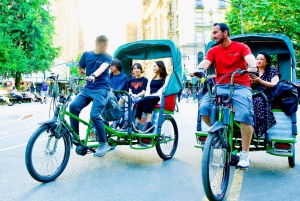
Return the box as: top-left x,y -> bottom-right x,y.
69,54 -> 82,77
0,0 -> 60,86
225,0 -> 300,68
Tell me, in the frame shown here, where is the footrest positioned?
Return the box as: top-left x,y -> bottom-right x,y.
270,137 -> 295,143
130,143 -> 155,150
194,144 -> 204,149
131,132 -> 158,138
268,149 -> 293,157
195,131 -> 208,136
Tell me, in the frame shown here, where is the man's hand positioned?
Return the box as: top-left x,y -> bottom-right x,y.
190,68 -> 205,78
78,68 -> 85,75
87,75 -> 95,83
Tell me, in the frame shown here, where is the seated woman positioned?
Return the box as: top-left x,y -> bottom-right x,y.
25,88 -> 37,102
251,52 -> 279,135
11,86 -> 23,104
118,63 -> 148,131
132,60 -> 170,133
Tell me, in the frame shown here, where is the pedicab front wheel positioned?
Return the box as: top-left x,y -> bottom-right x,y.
202,132 -> 230,201
25,125 -> 71,182
156,115 -> 179,160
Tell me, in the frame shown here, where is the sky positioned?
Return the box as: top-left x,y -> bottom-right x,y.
78,0 -> 142,54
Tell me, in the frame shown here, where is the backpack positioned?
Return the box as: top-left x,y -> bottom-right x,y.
268,80 -> 299,116
101,90 -> 124,122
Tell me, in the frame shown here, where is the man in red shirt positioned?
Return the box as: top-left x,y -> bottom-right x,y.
191,23 -> 257,169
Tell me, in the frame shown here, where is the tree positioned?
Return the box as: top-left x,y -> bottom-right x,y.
0,0 -> 60,89
225,0 -> 300,68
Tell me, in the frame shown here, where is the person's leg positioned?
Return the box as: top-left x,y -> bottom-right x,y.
16,94 -> 22,103
90,89 -> 111,157
198,93 -> 211,126
140,96 -> 160,133
132,98 -> 145,132
135,98 -> 145,122
232,85 -> 254,169
69,94 -> 91,135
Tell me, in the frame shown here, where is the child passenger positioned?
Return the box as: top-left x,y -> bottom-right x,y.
117,63 -> 148,131
132,60 -> 170,133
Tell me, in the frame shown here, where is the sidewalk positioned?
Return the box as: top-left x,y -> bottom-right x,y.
0,101 -> 50,125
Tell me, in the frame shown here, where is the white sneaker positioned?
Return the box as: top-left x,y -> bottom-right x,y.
237,151 -> 250,169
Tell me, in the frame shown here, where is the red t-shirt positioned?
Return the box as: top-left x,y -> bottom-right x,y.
205,41 -> 252,87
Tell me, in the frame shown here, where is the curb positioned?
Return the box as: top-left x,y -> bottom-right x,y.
0,110 -> 48,126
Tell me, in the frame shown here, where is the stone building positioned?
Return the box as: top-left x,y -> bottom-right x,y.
141,0 -> 227,74
49,0 -> 85,80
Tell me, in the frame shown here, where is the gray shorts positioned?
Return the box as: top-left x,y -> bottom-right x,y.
199,84 -> 254,126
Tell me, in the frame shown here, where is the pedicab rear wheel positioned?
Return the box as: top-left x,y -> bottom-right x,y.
202,132 -> 230,201
156,115 -> 178,160
288,146 -> 295,168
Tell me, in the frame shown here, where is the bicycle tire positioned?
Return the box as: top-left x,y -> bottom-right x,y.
202,132 -> 230,201
288,146 -> 295,168
25,125 -> 71,182
156,115 -> 178,160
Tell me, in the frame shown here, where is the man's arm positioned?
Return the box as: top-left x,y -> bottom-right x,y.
245,54 -> 257,71
190,59 -> 211,76
87,63 -> 110,82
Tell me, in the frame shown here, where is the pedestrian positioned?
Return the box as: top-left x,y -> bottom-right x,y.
69,35 -> 112,157
40,80 -> 49,104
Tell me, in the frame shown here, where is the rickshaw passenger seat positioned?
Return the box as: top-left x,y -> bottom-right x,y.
133,94 -> 176,112
154,94 -> 176,112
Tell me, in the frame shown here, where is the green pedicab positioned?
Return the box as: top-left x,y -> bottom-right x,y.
194,34 -> 298,200
25,40 -> 183,182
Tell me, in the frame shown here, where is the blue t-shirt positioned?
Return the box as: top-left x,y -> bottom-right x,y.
109,72 -> 128,90
79,51 -> 112,89
42,83 -> 49,91
129,77 -> 148,95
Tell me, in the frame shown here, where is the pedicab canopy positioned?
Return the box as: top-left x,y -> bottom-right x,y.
113,40 -> 183,96
205,34 -> 297,82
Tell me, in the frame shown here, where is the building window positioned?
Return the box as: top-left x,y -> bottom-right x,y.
170,19 -> 173,30
218,0 -> 226,8
195,13 -> 203,24
169,3 -> 173,14
195,0 -> 203,8
196,32 -> 203,43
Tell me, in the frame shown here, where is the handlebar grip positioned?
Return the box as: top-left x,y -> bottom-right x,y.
194,72 -> 205,78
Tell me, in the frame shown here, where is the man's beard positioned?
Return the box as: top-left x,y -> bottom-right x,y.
215,36 -> 224,45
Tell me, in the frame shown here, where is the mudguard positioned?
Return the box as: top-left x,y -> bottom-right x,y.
37,119 -> 58,133
207,121 -> 223,133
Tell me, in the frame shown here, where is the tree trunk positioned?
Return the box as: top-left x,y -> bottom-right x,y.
15,72 -> 21,90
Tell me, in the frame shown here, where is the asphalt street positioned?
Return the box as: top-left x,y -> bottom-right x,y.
0,98 -> 299,201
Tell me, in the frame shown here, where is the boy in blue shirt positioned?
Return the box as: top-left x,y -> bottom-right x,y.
109,58 -> 128,91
